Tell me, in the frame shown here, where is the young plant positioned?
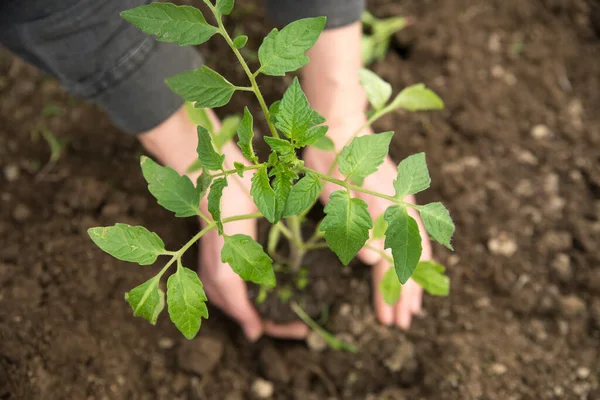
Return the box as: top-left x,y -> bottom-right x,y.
88,1 -> 455,341
361,10 -> 411,65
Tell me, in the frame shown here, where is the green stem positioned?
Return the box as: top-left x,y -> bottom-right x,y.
365,243 -> 393,263
205,1 -> 280,139
302,167 -> 422,210
210,164 -> 264,178
303,242 -> 329,250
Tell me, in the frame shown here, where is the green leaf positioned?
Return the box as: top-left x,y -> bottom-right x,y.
271,163 -> 297,221
312,136 -> 335,151
167,266 -> 209,339
250,168 -> 276,223
120,3 -> 218,46
233,161 -> 245,177
233,35 -> 248,49
320,191 -> 372,265
185,102 -> 214,134
125,278 -> 164,325
393,152 -> 430,197
420,202 -> 455,250
208,178 -> 228,233
196,126 -> 225,171
165,66 -> 236,108
196,169 -> 213,198
269,100 -> 281,124
359,68 -> 392,110
215,0 -> 234,15
412,261 -> 450,296
379,267 -> 401,305
384,206 -> 422,284
283,172 -> 323,217
236,107 -> 258,164
338,132 -> 393,182
221,234 -> 276,286
141,156 -> 200,217
390,84 -> 444,112
274,78 -> 327,147
258,17 -> 327,76
88,224 -> 166,265
264,137 -> 297,164
372,214 -> 388,239
214,114 -> 241,151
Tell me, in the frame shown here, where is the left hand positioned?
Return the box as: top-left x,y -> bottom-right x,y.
303,118 -> 431,330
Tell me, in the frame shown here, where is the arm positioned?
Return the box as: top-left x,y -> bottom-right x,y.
301,22 -> 432,330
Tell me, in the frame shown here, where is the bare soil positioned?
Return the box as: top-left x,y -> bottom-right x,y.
1,0 -> 599,399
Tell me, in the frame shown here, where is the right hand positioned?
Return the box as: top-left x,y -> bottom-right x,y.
199,142 -> 308,341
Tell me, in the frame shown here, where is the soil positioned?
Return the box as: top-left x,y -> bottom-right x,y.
1,0 -> 600,399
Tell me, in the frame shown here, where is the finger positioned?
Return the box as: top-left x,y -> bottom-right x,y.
372,260 -> 394,325
395,279 -> 421,330
411,283 -> 423,314
358,237 -> 384,265
263,320 -> 309,340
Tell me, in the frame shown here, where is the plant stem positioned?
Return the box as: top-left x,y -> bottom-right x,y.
210,164 -> 264,178
365,243 -> 393,264
288,215 -> 305,271
302,167 -> 422,210
205,1 -> 280,139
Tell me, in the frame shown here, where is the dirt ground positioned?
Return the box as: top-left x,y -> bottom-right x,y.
1,0 -> 600,399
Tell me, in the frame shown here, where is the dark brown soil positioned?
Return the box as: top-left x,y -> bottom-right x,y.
2,0 -> 600,399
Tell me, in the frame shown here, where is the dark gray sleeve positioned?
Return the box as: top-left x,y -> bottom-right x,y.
265,0 -> 365,29
0,0 -> 202,135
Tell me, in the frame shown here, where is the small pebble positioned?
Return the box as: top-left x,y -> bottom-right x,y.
306,331 -> 327,352
3,164 -> 20,182
531,124 -> 551,140
488,33 -> 501,52
251,378 -> 274,399
158,337 -> 175,350
577,367 -> 591,380
559,295 -> 586,317
490,363 -> 508,375
551,253 -> 572,282
475,297 -> 491,309
12,203 -> 32,222
488,233 -> 518,257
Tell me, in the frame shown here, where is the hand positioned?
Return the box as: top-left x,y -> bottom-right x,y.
139,106 -> 307,341
303,120 -> 432,330
199,142 -> 308,341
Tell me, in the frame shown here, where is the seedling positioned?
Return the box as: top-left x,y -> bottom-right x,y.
362,11 -> 411,65
88,1 -> 455,342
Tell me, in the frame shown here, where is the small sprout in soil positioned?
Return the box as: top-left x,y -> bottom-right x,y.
30,123 -> 69,179
361,10 -> 412,65
88,0 -> 456,342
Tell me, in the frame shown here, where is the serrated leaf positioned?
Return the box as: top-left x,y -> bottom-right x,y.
221,234 -> 276,286
312,136 -> 335,151
420,202 -> 454,250
88,224 -> 166,265
250,168 -> 276,223
271,163 -> 297,221
283,172 -> 323,217
215,0 -> 234,15
372,214 -> 388,239
185,102 -> 214,134
412,261 -> 450,296
390,83 -> 444,111
258,17 -> 327,76
379,267 -> 401,305
236,107 -> 258,163
141,156 -> 200,217
166,66 -> 236,108
196,126 -> 225,171
120,3 -> 218,46
320,191 -> 372,265
393,152 -> 430,197
264,137 -> 297,164
359,68 -> 392,111
125,278 -> 164,325
233,161 -> 245,177
214,114 -> 241,151
384,205 -> 422,284
167,267 -> 208,339
274,78 -> 327,147
208,178 -> 227,233
339,132 -> 393,182
269,100 -> 281,124
196,169 -> 213,199
233,35 -> 248,49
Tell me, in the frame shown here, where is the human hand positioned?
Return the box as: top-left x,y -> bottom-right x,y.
303,119 -> 432,330
199,141 -> 308,341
